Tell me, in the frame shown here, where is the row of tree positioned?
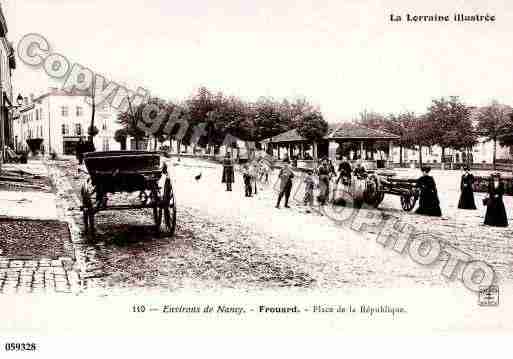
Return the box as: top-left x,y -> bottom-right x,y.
114,88 -> 513,167
115,87 -> 329,157
358,97 -> 513,168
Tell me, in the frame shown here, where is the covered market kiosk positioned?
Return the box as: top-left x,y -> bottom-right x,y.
261,123 -> 400,170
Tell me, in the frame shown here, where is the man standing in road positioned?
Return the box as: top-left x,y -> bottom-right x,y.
275,158 -> 294,208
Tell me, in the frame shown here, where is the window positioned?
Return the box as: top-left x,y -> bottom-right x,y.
61,106 -> 69,116
35,109 -> 39,121
76,106 -> 83,116
75,124 -> 82,136
62,124 -> 69,135
102,122 -> 107,131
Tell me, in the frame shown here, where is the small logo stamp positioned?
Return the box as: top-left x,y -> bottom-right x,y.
478,285 -> 499,306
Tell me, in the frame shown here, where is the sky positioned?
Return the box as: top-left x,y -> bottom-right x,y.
2,0 -> 513,122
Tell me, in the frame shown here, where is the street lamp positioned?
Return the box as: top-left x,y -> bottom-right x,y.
16,94 -> 23,107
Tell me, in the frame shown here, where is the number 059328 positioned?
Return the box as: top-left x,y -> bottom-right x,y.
4,343 -> 37,351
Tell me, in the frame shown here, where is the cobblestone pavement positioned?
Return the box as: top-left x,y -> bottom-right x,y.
0,161 -> 83,296
0,257 -> 81,295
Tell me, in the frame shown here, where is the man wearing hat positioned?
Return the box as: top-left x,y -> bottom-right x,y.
276,158 -> 294,208
415,166 -> 442,216
457,165 -> 477,210
484,172 -> 508,227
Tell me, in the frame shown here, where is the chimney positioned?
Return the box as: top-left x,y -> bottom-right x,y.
24,97 -> 29,105
30,93 -> 35,103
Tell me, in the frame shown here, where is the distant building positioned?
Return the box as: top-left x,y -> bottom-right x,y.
13,88 -> 122,155
391,106 -> 513,165
0,4 -> 16,161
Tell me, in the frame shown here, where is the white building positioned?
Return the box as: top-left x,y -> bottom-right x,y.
391,106 -> 513,165
13,88 -> 122,155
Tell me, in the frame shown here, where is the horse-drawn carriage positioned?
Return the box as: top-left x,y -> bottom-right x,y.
80,151 -> 176,238
337,171 -> 420,211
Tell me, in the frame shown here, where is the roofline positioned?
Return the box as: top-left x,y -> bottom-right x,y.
33,91 -> 92,103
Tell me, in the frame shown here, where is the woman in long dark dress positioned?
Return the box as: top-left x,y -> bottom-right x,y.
317,160 -> 331,205
484,173 -> 508,227
415,166 -> 442,217
221,152 -> 235,191
457,166 -> 477,209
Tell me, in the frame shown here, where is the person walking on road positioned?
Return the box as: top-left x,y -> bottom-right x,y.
222,152 -> 235,192
242,164 -> 253,197
484,172 -> 508,227
276,158 -> 294,209
303,169 -> 315,207
76,138 -> 85,165
415,166 -> 442,217
317,159 -> 331,205
457,166 -> 477,210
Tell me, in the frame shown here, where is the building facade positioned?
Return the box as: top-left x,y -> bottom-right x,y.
0,3 -> 16,164
13,88 -> 122,155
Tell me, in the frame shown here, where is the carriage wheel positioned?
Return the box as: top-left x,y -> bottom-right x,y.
400,191 -> 417,211
155,177 -> 176,237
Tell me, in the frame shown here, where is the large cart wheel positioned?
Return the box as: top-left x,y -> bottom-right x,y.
155,177 -> 176,236
400,190 -> 417,211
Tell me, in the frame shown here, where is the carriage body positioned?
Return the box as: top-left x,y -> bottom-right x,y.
84,151 -> 161,192
335,171 -> 419,211
81,151 -> 176,238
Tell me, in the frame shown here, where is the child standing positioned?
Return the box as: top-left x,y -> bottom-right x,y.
242,164 -> 253,197
303,170 -> 315,207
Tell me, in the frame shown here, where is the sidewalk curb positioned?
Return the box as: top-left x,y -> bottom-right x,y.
45,162 -> 87,293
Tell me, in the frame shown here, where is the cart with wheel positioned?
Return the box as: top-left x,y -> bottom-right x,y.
363,174 -> 419,211
80,151 -> 176,238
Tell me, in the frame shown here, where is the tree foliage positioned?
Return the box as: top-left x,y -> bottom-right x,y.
296,111 -> 328,141
426,97 -> 476,152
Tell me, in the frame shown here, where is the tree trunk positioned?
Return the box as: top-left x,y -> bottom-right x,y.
419,145 -> 423,168
493,138 -> 497,171
441,147 -> 445,163
89,78 -> 96,143
177,140 -> 181,161
399,145 -> 403,166
154,137 -> 158,151
312,141 -> 318,163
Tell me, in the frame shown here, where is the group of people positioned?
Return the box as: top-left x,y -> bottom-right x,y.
221,152 -> 510,227
414,165 -> 509,227
276,156 -> 368,209
221,152 -> 271,198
